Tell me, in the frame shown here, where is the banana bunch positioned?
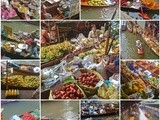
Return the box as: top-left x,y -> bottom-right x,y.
5,89 -> 19,97
88,0 -> 107,6
2,75 -> 39,88
23,76 -> 39,88
2,75 -> 24,87
41,41 -> 74,61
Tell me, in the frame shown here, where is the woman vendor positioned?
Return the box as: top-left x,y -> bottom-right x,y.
102,55 -> 119,80
41,26 -> 51,45
88,25 -> 98,39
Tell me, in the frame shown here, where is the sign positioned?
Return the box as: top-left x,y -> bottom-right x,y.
4,26 -> 12,36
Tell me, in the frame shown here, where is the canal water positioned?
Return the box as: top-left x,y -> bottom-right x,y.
139,107 -> 159,120
41,101 -> 79,120
121,30 -> 159,59
1,101 -> 40,120
81,6 -> 119,19
1,21 -> 39,33
121,11 -> 159,20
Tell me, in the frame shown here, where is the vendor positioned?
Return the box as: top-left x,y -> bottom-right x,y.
41,5 -> 52,19
102,55 -> 119,80
24,41 -> 39,58
41,26 -> 51,45
88,25 -> 98,39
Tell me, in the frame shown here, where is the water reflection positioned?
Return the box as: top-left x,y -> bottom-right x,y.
41,101 -> 79,120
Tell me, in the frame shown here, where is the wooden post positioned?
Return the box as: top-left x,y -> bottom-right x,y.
107,35 -> 115,55
105,23 -> 111,55
57,25 -> 60,43
6,61 -> 9,90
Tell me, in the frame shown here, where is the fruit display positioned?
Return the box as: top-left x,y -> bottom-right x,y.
78,48 -> 105,58
23,76 -> 39,88
5,89 -> 19,97
2,75 -> 23,87
98,84 -> 119,99
77,73 -> 99,87
2,42 -> 13,53
148,77 -> 159,87
2,75 -> 39,88
52,83 -> 85,99
41,41 -> 74,61
121,79 -> 146,96
88,0 -> 111,6
121,61 -> 140,83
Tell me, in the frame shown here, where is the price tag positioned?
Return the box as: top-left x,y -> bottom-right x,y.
96,80 -> 104,87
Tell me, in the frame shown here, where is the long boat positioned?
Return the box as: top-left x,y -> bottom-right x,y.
1,33 -> 20,43
1,29 -> 38,43
13,68 -> 39,76
141,35 -> 159,57
81,109 -> 118,118
10,109 -> 40,120
81,108 -> 118,118
126,22 -> 132,32
121,6 -> 159,12
81,2 -> 116,7
137,47 -> 144,55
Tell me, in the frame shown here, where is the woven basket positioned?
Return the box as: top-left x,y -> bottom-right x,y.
51,83 -> 86,99
75,68 -> 104,97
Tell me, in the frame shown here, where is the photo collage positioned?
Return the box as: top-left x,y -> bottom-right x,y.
0,0 -> 159,120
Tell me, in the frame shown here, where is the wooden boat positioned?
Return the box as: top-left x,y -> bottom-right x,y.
127,22 -> 132,32
81,2 -> 116,7
137,44 -> 144,55
12,109 -> 40,120
13,68 -> 39,76
1,34 -> 20,43
145,112 -> 151,119
121,6 -> 159,12
81,110 -> 118,118
121,25 -> 126,31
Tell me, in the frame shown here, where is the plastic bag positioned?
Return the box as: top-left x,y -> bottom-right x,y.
77,33 -> 86,40
82,55 -> 94,65
68,56 -> 82,65
81,55 -> 97,69
96,60 -> 105,75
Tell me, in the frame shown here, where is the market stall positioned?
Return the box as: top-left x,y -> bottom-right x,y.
121,100 -> 159,120
1,61 -> 40,99
1,0 -> 40,20
41,21 -> 120,99
41,0 -> 79,19
81,100 -> 119,120
1,21 -> 40,59
121,60 -> 159,99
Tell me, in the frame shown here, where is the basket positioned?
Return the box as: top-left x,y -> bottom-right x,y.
75,68 -> 104,97
50,83 -> 86,99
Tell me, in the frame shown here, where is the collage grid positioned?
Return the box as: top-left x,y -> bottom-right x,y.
0,0 -> 160,120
